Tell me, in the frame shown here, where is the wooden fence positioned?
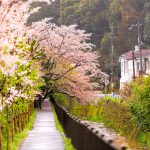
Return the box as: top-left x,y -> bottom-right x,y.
0,102 -> 34,150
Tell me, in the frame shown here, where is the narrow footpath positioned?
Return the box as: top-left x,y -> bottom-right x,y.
19,100 -> 64,150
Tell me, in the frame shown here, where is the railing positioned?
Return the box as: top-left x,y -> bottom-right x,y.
50,96 -> 127,150
0,102 -> 34,150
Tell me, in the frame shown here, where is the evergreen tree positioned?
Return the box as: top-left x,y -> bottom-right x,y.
144,13 -> 150,47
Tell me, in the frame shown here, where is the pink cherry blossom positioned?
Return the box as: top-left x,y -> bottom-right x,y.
0,0 -> 108,104
29,19 -> 108,101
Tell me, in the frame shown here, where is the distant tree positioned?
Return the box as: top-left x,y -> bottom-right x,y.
107,0 -> 121,26
25,0 -> 150,79
144,13 -> 150,47
27,0 -> 60,25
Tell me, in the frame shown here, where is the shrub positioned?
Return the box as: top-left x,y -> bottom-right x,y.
52,93 -> 149,148
122,76 -> 150,132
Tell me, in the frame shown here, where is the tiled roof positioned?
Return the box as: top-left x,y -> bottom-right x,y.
121,49 -> 150,60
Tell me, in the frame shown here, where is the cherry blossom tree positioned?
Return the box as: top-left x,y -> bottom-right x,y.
0,1 -> 47,149
29,19 -> 108,101
0,0 -> 108,105
0,0 -> 51,53
0,0 -> 48,111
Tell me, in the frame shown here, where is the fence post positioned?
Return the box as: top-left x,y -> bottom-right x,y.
26,112 -> 28,124
31,103 -> 33,114
12,117 -> 14,142
27,109 -> 30,122
0,123 -> 3,150
24,112 -> 26,125
12,105 -> 14,142
21,113 -> 24,131
18,115 -> 22,132
14,116 -> 17,133
6,105 -> 10,150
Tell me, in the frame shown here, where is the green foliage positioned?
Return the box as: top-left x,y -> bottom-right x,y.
125,76 -> 150,132
0,38 -> 44,149
53,93 -> 149,148
100,33 -> 111,52
107,0 -> 121,26
144,13 -> 150,47
27,1 -> 60,25
64,138 -> 75,150
53,93 -> 132,134
101,96 -> 122,103
138,132 -> 150,147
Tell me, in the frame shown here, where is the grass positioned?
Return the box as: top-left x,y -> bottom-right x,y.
101,96 -> 122,103
51,103 -> 75,150
2,110 -> 37,150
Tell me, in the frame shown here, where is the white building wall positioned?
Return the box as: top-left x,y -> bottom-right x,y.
120,57 -> 141,89
120,57 -> 150,89
120,58 -> 133,89
120,53 -> 150,89
145,57 -> 150,74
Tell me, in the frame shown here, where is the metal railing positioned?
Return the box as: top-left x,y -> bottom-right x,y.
50,96 -> 127,150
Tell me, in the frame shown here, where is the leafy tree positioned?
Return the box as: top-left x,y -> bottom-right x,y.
27,0 -> 60,25
107,0 -> 121,26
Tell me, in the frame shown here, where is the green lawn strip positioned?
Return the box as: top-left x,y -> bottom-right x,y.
51,104 -> 75,150
2,110 -> 37,150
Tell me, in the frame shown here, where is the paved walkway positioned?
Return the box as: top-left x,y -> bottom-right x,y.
19,100 -> 64,150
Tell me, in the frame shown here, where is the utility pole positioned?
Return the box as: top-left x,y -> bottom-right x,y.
137,18 -> 143,73
128,18 -> 143,74
110,26 -> 115,92
132,48 -> 135,79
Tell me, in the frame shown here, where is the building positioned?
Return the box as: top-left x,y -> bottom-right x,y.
119,47 -> 150,89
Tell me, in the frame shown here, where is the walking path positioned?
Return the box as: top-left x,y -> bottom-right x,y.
19,100 -> 64,150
